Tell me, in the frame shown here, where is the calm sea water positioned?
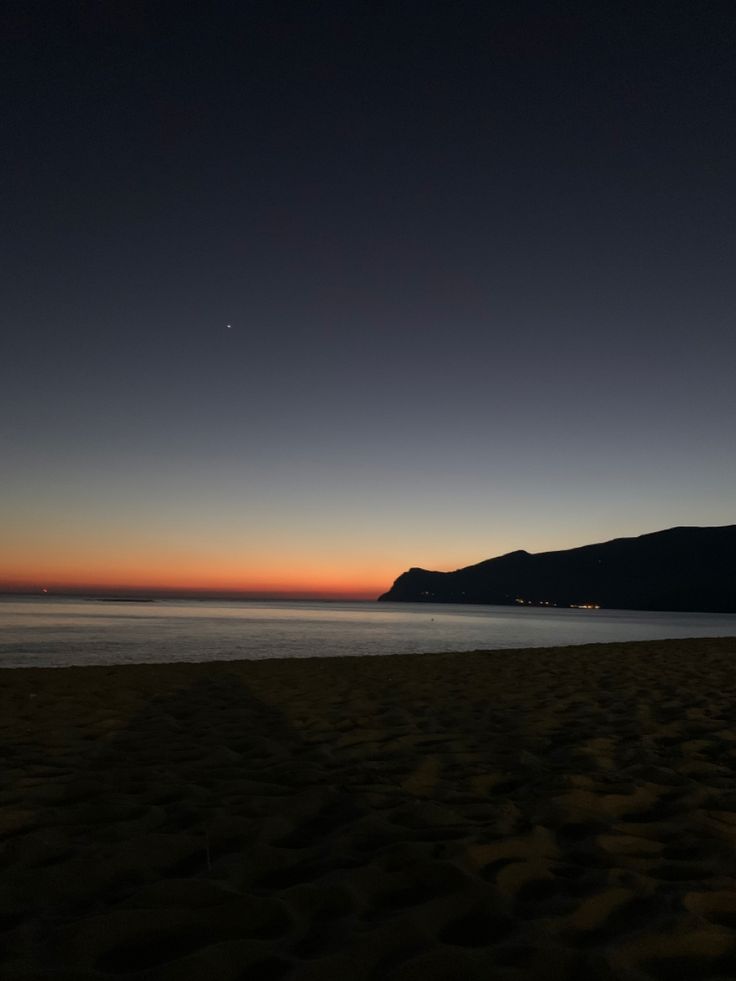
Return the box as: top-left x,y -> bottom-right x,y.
1,597 -> 734,668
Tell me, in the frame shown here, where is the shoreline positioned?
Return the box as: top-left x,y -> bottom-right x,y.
3,636 -> 736,979
3,631 -> 736,673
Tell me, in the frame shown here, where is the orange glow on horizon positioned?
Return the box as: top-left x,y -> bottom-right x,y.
0,556 -> 392,600
0,584 -> 382,600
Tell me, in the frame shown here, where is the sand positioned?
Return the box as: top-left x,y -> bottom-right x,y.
2,637 -> 736,980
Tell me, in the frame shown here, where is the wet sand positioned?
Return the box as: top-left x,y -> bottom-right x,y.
2,637 -> 736,980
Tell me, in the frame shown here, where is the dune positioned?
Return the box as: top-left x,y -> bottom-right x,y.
1,637 -> 736,979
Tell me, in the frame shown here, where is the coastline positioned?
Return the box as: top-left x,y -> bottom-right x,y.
3,637 -> 736,979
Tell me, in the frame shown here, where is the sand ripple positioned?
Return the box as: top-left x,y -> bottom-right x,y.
1,637 -> 736,978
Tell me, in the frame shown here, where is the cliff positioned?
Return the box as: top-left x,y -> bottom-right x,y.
378,525 -> 736,613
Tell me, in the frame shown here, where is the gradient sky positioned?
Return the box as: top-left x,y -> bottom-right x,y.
2,1 -> 735,597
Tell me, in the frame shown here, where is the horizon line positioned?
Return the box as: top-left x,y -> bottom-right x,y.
0,586 -> 382,602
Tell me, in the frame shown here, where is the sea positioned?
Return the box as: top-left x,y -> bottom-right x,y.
1,596 -> 734,669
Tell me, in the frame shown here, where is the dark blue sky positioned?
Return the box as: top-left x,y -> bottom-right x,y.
2,1 -> 735,594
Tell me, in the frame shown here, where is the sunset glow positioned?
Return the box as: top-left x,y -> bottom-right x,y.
0,558 -> 387,600
3,3 -> 735,603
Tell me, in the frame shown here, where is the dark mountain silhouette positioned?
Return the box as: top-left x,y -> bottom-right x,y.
378,525 -> 736,613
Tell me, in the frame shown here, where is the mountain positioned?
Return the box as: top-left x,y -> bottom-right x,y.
378,525 -> 736,613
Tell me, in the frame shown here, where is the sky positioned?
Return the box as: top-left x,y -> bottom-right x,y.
2,1 -> 735,598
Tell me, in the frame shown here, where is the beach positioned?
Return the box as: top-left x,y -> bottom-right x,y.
3,636 -> 736,980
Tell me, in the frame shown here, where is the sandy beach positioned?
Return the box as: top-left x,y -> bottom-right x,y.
3,637 -> 736,980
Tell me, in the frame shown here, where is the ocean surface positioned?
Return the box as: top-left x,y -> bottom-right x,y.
1,597 -> 735,668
